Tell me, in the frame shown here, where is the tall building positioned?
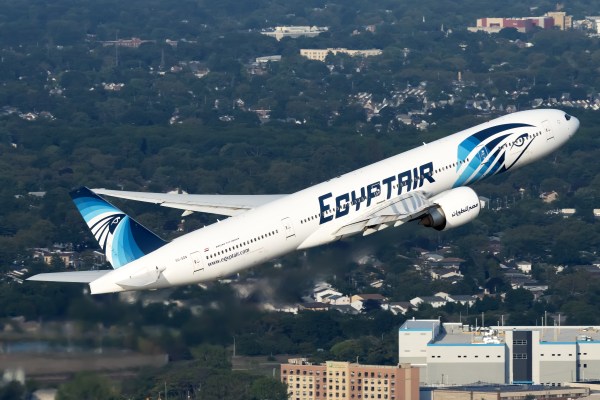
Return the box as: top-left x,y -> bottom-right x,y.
398,319 -> 600,386
545,11 -> 573,30
280,358 -> 419,400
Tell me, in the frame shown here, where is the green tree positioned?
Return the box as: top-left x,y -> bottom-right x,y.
250,377 -> 288,400
504,288 -> 534,312
330,339 -> 363,361
57,372 -> 119,400
190,344 -> 231,369
200,371 -> 254,400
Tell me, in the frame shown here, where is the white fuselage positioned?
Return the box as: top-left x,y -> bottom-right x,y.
89,109 -> 579,294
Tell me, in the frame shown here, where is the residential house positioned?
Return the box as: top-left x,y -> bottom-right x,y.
314,288 -> 343,303
433,292 -> 476,307
540,191 -> 559,203
383,302 -> 413,315
325,294 -> 351,305
32,248 -> 76,267
350,294 -> 387,311
516,261 -> 532,274
446,295 -> 477,307
410,296 -> 447,309
433,257 -> 465,268
521,283 -> 549,300
299,302 -> 330,311
429,268 -> 463,280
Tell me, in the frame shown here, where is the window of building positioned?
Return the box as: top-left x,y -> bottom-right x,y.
513,353 -> 528,359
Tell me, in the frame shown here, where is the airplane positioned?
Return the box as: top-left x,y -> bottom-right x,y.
28,109 -> 579,294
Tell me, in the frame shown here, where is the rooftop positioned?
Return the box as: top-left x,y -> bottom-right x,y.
498,325 -> 600,343
435,384 -> 587,393
419,321 -> 600,345
400,319 -> 441,331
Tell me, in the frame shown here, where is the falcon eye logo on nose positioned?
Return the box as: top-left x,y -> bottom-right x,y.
512,133 -> 528,148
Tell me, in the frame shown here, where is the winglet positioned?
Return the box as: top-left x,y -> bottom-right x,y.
70,187 -> 167,269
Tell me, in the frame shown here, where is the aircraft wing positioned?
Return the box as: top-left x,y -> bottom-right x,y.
334,191 -> 433,236
27,270 -> 111,283
92,189 -> 287,217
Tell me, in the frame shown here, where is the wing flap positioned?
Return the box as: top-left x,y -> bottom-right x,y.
116,267 -> 163,289
334,191 -> 433,236
92,189 -> 286,217
27,270 -> 111,283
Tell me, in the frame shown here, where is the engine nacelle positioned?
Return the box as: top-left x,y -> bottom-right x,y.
420,187 -> 481,231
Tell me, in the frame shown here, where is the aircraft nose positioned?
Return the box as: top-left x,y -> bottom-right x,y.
563,113 -> 579,137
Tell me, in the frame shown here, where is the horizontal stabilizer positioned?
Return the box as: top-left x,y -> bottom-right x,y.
27,270 -> 111,283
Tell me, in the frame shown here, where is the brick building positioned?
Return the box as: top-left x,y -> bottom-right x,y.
281,358 -> 419,400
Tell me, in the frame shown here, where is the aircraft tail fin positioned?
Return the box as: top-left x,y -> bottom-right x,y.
70,187 -> 167,269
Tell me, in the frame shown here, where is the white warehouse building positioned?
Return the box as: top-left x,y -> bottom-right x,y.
398,319 -> 600,386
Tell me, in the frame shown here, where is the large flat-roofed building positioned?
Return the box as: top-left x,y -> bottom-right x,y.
426,385 -> 589,400
280,358 -> 419,400
468,17 -> 554,33
399,319 -> 600,386
300,48 -> 383,62
261,26 -> 328,41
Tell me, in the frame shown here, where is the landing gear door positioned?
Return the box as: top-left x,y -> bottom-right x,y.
281,217 -> 296,240
191,251 -> 204,273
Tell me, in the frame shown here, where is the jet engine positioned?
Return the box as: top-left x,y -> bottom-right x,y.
420,187 -> 481,231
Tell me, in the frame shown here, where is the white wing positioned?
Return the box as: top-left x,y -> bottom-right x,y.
92,189 -> 287,217
27,270 -> 111,283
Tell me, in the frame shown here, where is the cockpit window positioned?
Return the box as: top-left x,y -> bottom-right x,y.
565,113 -> 572,121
